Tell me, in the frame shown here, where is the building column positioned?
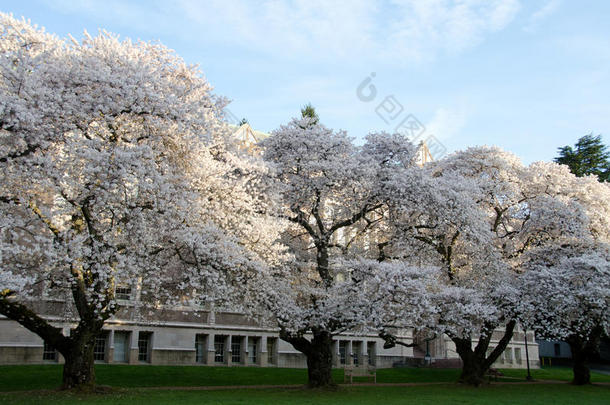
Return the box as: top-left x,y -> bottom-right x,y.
225,335 -> 232,366
242,336 -> 249,366
107,330 -> 115,364
129,330 -> 139,364
206,332 -> 216,365
259,336 -> 268,367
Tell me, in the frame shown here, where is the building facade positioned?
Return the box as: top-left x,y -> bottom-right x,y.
0,306 -> 538,369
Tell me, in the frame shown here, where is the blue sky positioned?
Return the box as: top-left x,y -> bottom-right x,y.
3,0 -> 609,163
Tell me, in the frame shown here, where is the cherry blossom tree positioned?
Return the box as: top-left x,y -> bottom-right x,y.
521,244 -> 610,384
258,120 -> 429,387
375,149 -> 506,385
518,164 -> 610,384
377,146 -> 596,385
0,15 -> 275,389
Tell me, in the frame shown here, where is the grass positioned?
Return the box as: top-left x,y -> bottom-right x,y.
1,364 -> 609,405
0,364 -> 610,392
1,364 -> 609,392
0,365 -> 327,391
0,384 -> 609,405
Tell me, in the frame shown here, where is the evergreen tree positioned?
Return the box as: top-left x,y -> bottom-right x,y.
555,134 -> 610,182
300,103 -> 319,126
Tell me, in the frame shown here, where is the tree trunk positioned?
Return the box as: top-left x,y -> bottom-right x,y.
279,328 -> 335,388
61,334 -> 97,390
453,337 -> 487,386
305,330 -> 334,388
566,332 -> 600,386
569,343 -> 591,386
452,320 -> 517,386
566,327 -> 604,385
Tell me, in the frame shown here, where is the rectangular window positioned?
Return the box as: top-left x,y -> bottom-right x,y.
267,338 -> 276,364
214,336 -> 225,363
195,334 -> 207,363
339,341 -> 347,365
231,337 -> 242,363
115,286 -> 132,300
352,342 -> 360,366
138,332 -> 151,362
554,343 -> 561,357
504,348 -> 512,364
43,341 -> 58,361
514,348 -> 522,364
367,342 -> 376,366
113,331 -> 130,363
94,333 -> 107,361
248,338 -> 258,364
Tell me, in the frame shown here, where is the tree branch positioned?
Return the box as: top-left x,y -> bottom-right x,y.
0,295 -> 69,354
329,203 -> 382,235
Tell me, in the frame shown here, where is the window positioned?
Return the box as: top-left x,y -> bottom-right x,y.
367,342 -> 376,365
113,331 -> 130,363
514,348 -> 522,364
214,336 -> 225,363
195,334 -> 207,363
138,332 -> 152,362
504,348 -> 512,364
115,286 -> 132,300
267,338 -> 276,364
231,337 -> 242,363
94,333 -> 107,361
554,343 -> 561,357
43,341 -> 58,361
339,341 -> 347,365
248,338 -> 258,364
352,342 -> 360,366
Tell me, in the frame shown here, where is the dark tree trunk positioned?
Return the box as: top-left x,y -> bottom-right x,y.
453,337 -> 487,386
61,335 -> 96,390
305,330 -> 334,388
1,293 -> 107,390
567,329 -> 602,386
452,320 -> 517,386
569,342 -> 591,386
280,328 -> 335,388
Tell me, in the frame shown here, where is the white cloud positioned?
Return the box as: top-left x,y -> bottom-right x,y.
43,0 -> 522,66
523,0 -> 561,32
426,105 -> 470,141
383,0 -> 521,61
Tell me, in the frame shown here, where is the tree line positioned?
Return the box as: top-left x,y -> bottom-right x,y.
0,14 -> 608,390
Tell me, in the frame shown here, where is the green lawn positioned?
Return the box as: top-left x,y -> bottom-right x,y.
0,364 -> 609,392
499,366 -> 609,382
1,384 -> 609,405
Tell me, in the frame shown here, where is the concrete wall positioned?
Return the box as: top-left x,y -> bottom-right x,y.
0,317 -> 539,369
537,340 -> 572,359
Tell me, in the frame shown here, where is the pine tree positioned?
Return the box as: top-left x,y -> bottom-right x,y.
555,134 -> 610,182
300,103 -> 319,126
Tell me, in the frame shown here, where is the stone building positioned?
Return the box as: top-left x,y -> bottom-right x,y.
0,305 -> 537,369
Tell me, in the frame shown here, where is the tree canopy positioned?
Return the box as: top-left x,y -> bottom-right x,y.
0,14 -> 276,389
555,134 -> 609,182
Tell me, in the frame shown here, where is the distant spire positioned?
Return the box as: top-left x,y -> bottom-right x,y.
414,141 -> 434,166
